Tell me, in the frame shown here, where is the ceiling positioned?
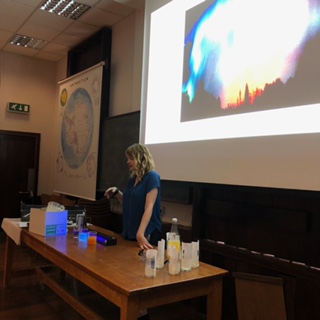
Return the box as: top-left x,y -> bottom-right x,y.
0,0 -> 145,62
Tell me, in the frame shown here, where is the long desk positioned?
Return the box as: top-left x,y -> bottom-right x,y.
3,224 -> 228,320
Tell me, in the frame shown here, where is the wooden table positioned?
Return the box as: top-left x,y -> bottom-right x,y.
3,225 -> 228,320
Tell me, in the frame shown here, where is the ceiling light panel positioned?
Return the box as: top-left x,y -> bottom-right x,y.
10,34 -> 47,49
40,0 -> 91,20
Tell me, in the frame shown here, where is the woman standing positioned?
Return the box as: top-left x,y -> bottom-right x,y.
105,143 -> 162,250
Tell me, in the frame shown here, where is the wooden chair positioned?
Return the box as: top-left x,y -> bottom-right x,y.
233,272 -> 287,320
77,197 -> 113,229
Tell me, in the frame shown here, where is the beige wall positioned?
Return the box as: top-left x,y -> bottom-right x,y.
0,10 -> 144,198
0,51 -> 57,195
110,8 -> 144,116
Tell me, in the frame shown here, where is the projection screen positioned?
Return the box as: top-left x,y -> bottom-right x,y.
140,0 -> 320,191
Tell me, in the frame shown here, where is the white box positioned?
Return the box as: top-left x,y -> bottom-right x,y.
29,208 -> 68,236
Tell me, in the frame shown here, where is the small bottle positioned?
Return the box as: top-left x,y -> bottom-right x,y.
170,218 -> 179,236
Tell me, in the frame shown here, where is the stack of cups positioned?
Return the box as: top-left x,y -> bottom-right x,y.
191,240 -> 199,268
156,239 -> 165,269
167,246 -> 180,275
145,249 -> 157,277
181,242 -> 192,271
181,240 -> 200,270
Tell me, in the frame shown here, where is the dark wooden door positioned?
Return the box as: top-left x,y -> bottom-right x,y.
0,130 -> 40,224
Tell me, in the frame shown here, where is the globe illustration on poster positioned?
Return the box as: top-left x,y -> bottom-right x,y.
61,88 -> 94,169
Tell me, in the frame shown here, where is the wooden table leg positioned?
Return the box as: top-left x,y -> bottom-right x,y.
121,296 -> 139,320
207,278 -> 223,320
3,235 -> 15,288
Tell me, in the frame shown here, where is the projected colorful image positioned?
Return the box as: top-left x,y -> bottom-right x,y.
181,0 -> 320,122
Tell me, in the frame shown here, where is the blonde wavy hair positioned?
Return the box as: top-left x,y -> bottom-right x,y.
125,143 -> 155,179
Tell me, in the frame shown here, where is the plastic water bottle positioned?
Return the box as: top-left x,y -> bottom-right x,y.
167,218 -> 180,253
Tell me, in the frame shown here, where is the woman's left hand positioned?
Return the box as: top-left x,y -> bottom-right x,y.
136,233 -> 153,250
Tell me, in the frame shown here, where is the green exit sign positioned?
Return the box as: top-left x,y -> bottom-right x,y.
7,102 -> 30,114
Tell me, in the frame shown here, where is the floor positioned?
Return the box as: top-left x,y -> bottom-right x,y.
0,232 -> 206,320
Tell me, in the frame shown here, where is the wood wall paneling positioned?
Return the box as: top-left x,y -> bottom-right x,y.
197,184 -> 320,320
